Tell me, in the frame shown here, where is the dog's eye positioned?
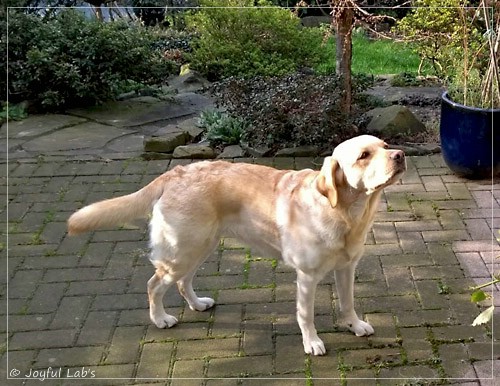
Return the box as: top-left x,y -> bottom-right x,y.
383,143 -> 389,149
358,151 -> 370,160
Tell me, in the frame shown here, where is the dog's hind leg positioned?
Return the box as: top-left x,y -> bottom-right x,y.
177,267 -> 215,312
147,267 -> 180,328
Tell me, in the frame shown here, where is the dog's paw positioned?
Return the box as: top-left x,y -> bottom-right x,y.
303,336 -> 326,356
152,313 -> 178,329
189,297 -> 215,312
344,319 -> 374,337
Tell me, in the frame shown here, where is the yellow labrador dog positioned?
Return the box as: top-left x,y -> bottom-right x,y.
68,135 -> 405,356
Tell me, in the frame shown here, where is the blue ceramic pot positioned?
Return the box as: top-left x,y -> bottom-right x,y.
440,92 -> 500,178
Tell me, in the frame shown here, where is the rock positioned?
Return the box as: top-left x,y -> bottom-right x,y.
275,145 -> 319,157
173,144 -> 215,159
168,69 -> 211,93
406,142 -> 441,154
240,142 -> 272,157
143,132 -> 188,153
366,105 -> 426,137
177,117 -> 205,140
218,145 -> 245,159
141,152 -> 173,160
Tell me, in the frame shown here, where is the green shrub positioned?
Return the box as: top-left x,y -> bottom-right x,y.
198,110 -> 247,146
209,73 -> 372,151
185,0 -> 326,80
397,0 -> 484,79
6,9 -> 178,110
0,102 -> 28,125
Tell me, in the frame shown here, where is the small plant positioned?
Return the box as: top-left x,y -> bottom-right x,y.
470,230 -> 500,326
390,72 -> 421,87
437,281 -> 451,295
0,102 -> 27,123
198,110 -> 247,146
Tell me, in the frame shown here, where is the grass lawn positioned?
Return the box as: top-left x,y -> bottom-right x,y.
315,32 -> 426,76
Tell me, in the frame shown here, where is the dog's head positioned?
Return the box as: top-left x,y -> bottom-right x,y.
317,135 -> 406,207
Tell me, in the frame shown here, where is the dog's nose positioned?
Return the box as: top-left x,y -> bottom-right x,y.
390,150 -> 405,161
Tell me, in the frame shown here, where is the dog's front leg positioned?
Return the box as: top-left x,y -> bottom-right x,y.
334,264 -> 374,336
296,269 -> 326,355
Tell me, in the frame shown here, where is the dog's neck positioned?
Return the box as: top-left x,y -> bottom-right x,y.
336,184 -> 382,230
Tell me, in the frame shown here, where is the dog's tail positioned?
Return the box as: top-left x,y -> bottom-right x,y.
67,175 -> 166,235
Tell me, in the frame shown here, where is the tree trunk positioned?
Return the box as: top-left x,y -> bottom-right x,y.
333,2 -> 354,114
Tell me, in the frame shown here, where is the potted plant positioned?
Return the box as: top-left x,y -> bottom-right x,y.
399,0 -> 500,178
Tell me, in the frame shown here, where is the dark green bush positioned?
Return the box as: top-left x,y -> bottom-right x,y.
209,73 -> 372,151
185,0 -> 327,81
6,9 -> 178,110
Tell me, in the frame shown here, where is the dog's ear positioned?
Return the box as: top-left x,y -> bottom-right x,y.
317,156 -> 340,208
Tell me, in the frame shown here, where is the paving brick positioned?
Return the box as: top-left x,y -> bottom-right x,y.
453,241 -> 500,253
439,343 -> 477,379
361,294 -> 419,313
207,354 -> 274,377
44,267 -> 102,283
79,242 -> 114,267
242,320 -> 274,355
421,175 -> 447,192
472,191 -> 498,209
91,293 -> 148,311
398,231 -> 427,252
218,288 -> 274,305
10,329 -> 77,350
145,320 -> 208,342
465,219 -> 493,240
8,269 -> 44,299
415,279 -> 452,309
342,347 -> 401,368
395,308 -> 454,327
473,359 -> 500,386
175,338 -> 240,360
410,265 -> 465,281
28,282 -> 66,314
135,342 -> 174,379
437,214 -> 470,235
50,296 -> 91,329
104,326 -> 144,364
385,192 -> 412,212
171,359 -> 206,380
372,222 -> 398,244
67,280 -> 128,296
380,254 -> 434,267
378,365 -> 440,382
384,267 -> 415,295
35,346 -> 104,368
77,311 -> 117,346
399,326 -> 434,361
422,229 -> 471,242
394,220 -> 442,232
456,253 -> 491,279
210,304 -> 243,338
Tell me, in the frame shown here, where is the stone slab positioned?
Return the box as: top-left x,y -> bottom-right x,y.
66,93 -> 214,128
22,122 -> 131,152
3,114 -> 87,139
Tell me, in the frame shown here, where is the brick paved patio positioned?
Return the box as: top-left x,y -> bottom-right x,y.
2,154 -> 499,385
